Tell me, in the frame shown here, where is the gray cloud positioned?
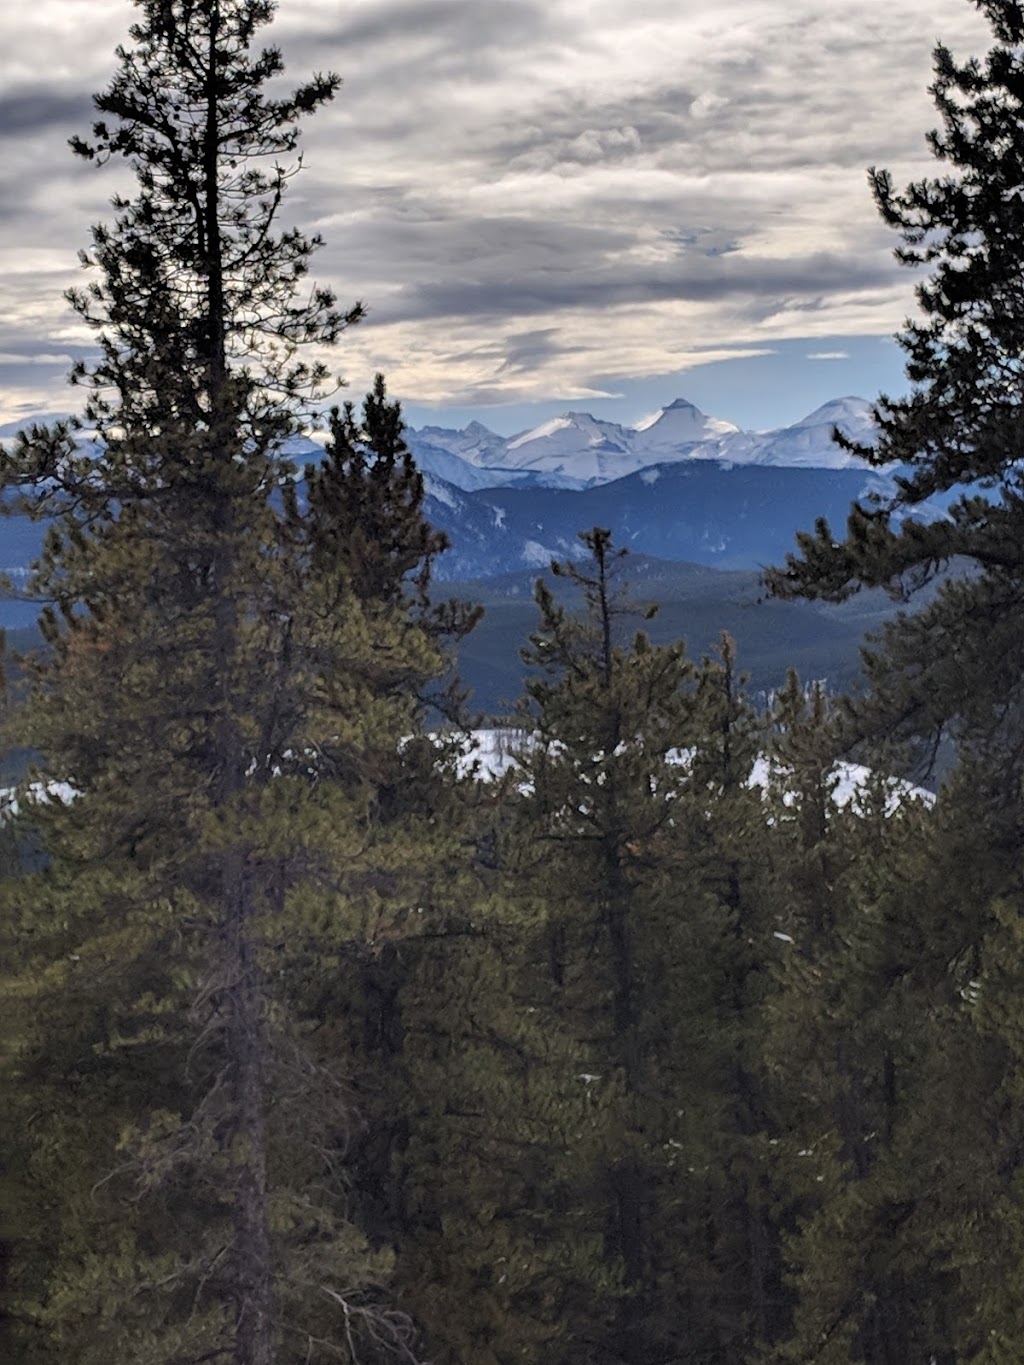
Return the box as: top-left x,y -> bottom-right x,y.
330,0 -> 548,49
496,328 -> 580,375
375,249 -> 893,324
282,0 -> 559,91
0,88 -> 92,136
0,0 -> 998,419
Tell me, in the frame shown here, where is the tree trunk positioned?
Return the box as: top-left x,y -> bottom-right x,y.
225,856 -> 274,1365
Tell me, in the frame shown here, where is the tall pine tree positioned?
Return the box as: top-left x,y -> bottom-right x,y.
764,12 -> 1024,1348
474,532 -> 785,1363
765,0 -> 1024,808
0,4 -> 467,1362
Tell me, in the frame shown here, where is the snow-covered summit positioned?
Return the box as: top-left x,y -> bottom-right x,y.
403,395 -> 880,488
496,411 -> 638,482
633,397 -> 739,448
798,396 -> 873,425
506,411 -> 632,458
749,397 -> 876,470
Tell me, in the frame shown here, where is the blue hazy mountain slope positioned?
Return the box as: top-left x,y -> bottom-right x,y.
421,460 -> 899,579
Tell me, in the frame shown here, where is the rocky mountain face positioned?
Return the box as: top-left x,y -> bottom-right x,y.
420,459 -> 899,580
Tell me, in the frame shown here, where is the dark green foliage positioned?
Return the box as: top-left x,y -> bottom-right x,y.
762,11 -> 1024,1354
760,680 -> 955,1365
757,703 -> 1024,1365
0,4 -> 463,1363
389,902 -> 624,1365
765,0 -> 1024,784
306,379 -> 481,716
309,379 -> 447,607
408,530 -> 789,1364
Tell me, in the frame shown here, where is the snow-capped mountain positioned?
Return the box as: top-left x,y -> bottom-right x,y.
402,396 -> 880,490
415,420 -> 510,467
633,397 -> 739,449
0,396 -> 881,495
746,397 -> 875,470
411,437 -> 587,491
402,439 -> 522,492
499,412 -> 638,483
0,394 -> 906,611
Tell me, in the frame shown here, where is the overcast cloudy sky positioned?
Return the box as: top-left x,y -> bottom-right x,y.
0,0 -> 994,433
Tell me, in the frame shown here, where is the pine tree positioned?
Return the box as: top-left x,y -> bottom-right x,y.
761,8 -> 1024,1355
367,530 -> 698,1362
451,532 -> 786,1363
0,4 -> 462,1362
764,0 -> 1024,799
752,678 -> 1024,1365
520,531 -> 700,1364
758,679 -> 958,1365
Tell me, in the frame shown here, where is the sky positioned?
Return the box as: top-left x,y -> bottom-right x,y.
0,0 -> 995,436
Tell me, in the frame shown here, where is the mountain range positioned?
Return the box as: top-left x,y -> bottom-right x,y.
0,394 -> 936,709
404,395 -> 878,491
396,395 -> 949,581
1,391 -> 935,604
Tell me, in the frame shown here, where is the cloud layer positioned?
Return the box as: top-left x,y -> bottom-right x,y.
0,0 -> 993,422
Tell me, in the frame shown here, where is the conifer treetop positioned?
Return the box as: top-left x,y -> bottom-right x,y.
768,0 -> 1024,601
66,0 -> 361,440
765,1 -> 1024,770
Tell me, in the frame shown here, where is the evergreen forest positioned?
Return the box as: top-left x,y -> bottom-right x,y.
5,2 -> 1024,1362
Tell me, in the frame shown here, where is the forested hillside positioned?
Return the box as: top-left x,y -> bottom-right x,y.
4,3 -> 1024,1365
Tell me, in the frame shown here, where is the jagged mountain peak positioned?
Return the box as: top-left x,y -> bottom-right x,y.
633,397 -> 739,444
506,410 -> 630,453
402,394 -> 880,486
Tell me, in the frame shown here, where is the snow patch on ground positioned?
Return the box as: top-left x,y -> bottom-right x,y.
521,540 -> 554,567
457,729 -> 934,815
0,780 -> 77,819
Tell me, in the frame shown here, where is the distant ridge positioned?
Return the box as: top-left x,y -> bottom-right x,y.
403,395 -> 879,490
0,395 -> 878,492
